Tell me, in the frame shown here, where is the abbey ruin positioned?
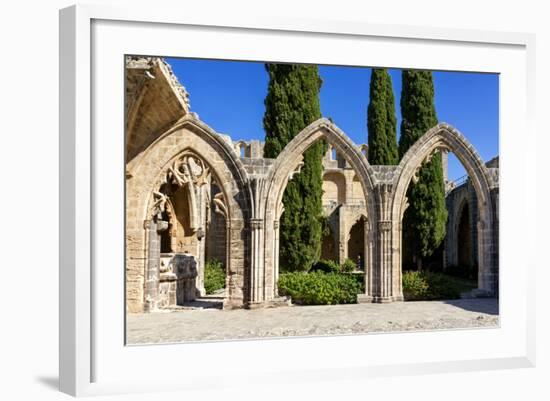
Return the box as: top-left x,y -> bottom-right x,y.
125,57 -> 499,313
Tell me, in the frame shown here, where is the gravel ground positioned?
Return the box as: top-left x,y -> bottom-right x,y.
126,298 -> 499,344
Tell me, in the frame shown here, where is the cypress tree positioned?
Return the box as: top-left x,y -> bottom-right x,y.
263,64 -> 325,271
367,68 -> 398,165
398,70 -> 447,269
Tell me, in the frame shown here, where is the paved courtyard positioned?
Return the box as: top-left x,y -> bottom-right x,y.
126,298 -> 499,344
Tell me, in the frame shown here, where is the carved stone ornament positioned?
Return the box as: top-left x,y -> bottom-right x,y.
288,161 -> 304,181
250,218 -> 264,230
378,221 -> 392,232
168,153 -> 209,188
151,191 -> 169,219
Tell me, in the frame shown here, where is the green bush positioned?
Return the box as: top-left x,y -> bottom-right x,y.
402,271 -> 430,300
278,271 -> 362,305
311,259 -> 340,273
340,258 -> 357,273
402,271 -> 476,301
204,259 -> 225,295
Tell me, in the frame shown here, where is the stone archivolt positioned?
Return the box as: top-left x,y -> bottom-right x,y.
126,58 -> 499,312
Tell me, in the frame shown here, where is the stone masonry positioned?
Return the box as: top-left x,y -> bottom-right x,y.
125,56 -> 500,312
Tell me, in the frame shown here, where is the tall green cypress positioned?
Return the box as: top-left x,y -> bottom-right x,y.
399,70 -> 447,269
367,69 -> 398,165
263,64 -> 324,271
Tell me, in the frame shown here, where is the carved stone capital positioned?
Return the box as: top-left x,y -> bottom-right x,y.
156,220 -> 169,232
250,218 -> 264,230
378,221 -> 392,232
273,220 -> 280,229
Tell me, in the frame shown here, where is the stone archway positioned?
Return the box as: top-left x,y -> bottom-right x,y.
125,115 -> 252,312
392,123 -> 498,296
256,118 -> 378,306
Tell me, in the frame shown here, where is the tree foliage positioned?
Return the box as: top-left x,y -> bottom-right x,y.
263,64 -> 325,271
367,69 -> 398,165
399,70 -> 447,268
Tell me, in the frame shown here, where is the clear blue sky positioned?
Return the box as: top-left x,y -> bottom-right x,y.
166,57 -> 499,181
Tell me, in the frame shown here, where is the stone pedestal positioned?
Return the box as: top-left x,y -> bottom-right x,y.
172,253 -> 198,304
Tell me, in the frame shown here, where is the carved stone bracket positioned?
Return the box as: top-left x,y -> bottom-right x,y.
151,191 -> 169,220
156,220 -> 169,232
288,161 -> 304,181
213,192 -> 228,220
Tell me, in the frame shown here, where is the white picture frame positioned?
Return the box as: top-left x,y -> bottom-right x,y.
59,3 -> 536,397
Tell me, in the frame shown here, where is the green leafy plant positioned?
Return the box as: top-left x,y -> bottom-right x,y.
340,258 -> 357,273
311,259 -> 340,273
278,271 -> 362,305
367,68 -> 399,165
399,70 -> 447,270
204,259 -> 225,295
263,64 -> 325,272
402,271 -> 476,301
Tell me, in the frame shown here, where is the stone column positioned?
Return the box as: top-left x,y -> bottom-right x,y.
195,185 -> 207,297
338,207 -> 347,264
273,219 -> 280,297
224,220 -> 245,309
358,218 -> 374,303
249,218 -> 265,305
358,181 -> 403,303
375,220 -> 393,302
143,219 -> 168,312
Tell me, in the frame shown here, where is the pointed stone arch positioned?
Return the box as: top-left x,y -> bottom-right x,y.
392,123 -> 498,295
251,118 -> 377,305
125,115 -> 252,312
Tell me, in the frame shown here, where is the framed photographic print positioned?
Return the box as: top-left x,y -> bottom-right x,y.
59,3 -> 536,397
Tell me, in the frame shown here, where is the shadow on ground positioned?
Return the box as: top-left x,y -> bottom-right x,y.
443,298 -> 499,315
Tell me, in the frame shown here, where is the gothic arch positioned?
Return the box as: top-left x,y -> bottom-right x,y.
255,118 -> 377,304
125,115 -> 252,312
392,123 -> 497,294
265,118 -> 376,224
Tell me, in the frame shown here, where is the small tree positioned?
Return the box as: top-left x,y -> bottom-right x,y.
367,68 -> 398,165
399,70 -> 447,269
263,64 -> 325,271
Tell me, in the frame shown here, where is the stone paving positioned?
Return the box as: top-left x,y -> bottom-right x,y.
126,298 -> 499,344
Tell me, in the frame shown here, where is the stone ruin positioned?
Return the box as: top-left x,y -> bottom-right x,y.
125,56 -> 499,313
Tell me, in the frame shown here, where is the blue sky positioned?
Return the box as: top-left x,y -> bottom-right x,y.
166,58 -> 499,181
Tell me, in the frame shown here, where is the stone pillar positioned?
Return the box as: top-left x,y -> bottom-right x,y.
224,220 -> 245,309
143,219 -> 168,312
358,182 -> 403,303
338,207 -> 347,264
195,185 -> 207,297
273,220 -> 280,297
375,220 -> 394,302
249,218 -> 265,304
358,218 -> 374,303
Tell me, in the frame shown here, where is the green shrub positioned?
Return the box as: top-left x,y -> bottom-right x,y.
402,271 -> 430,300
402,271 -> 476,301
311,259 -> 340,273
340,258 -> 357,273
204,259 -> 225,295
278,271 -> 362,305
